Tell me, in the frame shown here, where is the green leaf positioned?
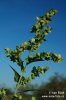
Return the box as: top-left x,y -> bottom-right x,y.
5,48 -> 11,57
10,65 -> 20,82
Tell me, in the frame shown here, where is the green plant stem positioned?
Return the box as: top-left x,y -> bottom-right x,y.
15,71 -> 24,95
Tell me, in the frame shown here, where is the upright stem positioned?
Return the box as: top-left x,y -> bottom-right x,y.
15,71 -> 24,95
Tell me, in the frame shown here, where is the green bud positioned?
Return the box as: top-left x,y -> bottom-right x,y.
46,12 -> 50,17
58,54 -> 62,58
21,42 -> 28,48
5,48 -> 11,57
5,48 -> 10,51
36,53 -> 40,57
36,17 -> 40,21
29,55 -> 33,59
31,73 -> 35,79
31,38 -> 35,43
40,69 -> 44,74
27,77 -> 31,83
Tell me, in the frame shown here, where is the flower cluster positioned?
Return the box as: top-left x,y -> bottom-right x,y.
5,47 -> 24,71
26,52 -> 63,64
31,66 -> 49,79
19,76 -> 31,86
30,9 -> 57,33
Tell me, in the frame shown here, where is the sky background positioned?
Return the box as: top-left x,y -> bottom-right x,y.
0,0 -> 66,89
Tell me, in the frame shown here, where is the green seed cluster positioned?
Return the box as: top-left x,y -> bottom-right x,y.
5,47 -> 24,71
31,66 -> 49,79
28,27 -> 52,51
30,9 -> 57,33
20,76 -> 31,86
26,52 -> 63,64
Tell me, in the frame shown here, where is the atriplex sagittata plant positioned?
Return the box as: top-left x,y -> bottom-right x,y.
4,9 -> 63,99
